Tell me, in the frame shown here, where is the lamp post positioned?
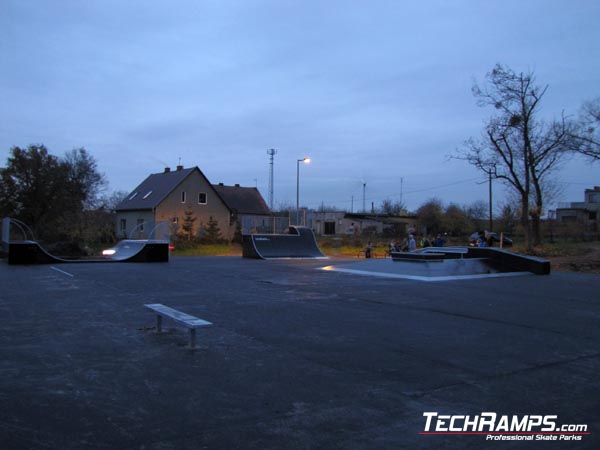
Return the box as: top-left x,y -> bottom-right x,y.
296,157 -> 311,225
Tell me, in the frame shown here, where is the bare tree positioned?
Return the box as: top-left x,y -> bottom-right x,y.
459,64 -> 578,250
573,97 -> 600,159
379,198 -> 407,216
465,200 -> 488,223
98,190 -> 129,212
496,201 -> 520,235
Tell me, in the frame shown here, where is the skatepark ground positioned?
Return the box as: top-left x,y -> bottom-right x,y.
1,256 -> 599,449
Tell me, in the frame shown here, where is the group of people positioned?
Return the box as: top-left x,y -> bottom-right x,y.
473,230 -> 493,247
364,233 -> 448,258
388,233 -> 446,253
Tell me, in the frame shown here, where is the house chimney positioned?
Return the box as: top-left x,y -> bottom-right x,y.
164,167 -> 171,173
235,183 -> 240,187
218,182 -> 224,186
176,165 -> 184,171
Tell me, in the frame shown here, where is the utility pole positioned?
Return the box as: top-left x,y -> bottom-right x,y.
267,149 -> 276,210
488,169 -> 493,232
400,177 -> 403,205
479,165 -> 496,231
362,182 -> 366,213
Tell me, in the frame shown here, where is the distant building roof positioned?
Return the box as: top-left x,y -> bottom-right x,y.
212,183 -> 271,215
344,213 -> 417,221
116,166 -> 215,211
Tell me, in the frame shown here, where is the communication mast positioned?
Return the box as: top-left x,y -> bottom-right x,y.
267,149 -> 277,210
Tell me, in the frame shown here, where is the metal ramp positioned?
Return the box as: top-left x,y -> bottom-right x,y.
2,217 -> 169,264
242,226 -> 326,259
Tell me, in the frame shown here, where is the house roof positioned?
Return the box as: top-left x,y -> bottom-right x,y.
212,184 -> 271,215
116,166 -> 216,211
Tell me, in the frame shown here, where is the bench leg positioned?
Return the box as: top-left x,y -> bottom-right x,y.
156,315 -> 162,332
189,328 -> 196,348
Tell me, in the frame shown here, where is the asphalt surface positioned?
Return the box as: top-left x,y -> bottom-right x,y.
1,256 -> 599,449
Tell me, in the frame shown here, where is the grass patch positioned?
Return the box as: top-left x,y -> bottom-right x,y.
321,244 -> 390,258
172,243 -> 242,257
519,241 -> 599,258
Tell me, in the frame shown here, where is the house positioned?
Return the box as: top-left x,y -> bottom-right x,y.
212,183 -> 272,234
308,211 -> 418,237
555,186 -> 600,230
115,165 -> 271,240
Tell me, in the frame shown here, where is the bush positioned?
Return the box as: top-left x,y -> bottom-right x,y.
198,216 -> 227,244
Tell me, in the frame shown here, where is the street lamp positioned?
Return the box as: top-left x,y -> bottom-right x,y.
296,157 -> 311,225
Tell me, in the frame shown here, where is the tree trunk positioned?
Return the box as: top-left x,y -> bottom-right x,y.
520,195 -> 532,252
531,213 -> 542,247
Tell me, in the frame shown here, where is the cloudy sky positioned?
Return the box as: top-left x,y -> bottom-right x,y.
2,0 -> 599,213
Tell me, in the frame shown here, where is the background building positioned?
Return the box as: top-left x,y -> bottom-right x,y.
115,166 -> 270,240
556,186 -> 600,231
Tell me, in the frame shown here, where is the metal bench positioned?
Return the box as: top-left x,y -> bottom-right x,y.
144,303 -> 212,348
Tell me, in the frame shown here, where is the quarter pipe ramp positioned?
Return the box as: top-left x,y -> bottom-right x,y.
242,226 -> 326,259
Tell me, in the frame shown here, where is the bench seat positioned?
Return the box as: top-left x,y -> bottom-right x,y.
145,303 -> 212,348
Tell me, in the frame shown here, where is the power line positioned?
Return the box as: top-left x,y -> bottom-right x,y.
300,176 -> 483,208
402,177 -> 481,195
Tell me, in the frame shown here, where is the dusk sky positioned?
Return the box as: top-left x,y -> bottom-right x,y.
2,0 -> 599,213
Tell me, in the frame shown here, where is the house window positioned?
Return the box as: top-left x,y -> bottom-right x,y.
181,191 -> 186,203
142,190 -> 153,199
590,211 -> 597,221
119,219 -> 126,231
198,192 -> 207,204
129,192 -> 138,201
137,219 -> 144,231
172,217 -> 178,224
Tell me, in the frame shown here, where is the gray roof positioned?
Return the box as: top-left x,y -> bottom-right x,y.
212,184 -> 271,215
116,167 -> 210,211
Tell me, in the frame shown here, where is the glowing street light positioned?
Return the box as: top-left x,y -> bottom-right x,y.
296,157 -> 311,225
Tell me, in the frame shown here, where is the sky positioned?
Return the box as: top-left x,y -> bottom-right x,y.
1,0 -> 599,214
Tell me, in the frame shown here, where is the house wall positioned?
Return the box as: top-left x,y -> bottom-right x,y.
585,187 -> 600,204
154,171 -> 234,240
309,212 -> 348,236
308,212 -> 373,236
115,210 -> 156,240
308,211 -> 418,237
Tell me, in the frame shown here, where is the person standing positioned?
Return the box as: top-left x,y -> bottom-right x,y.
365,241 -> 373,258
408,234 -> 416,252
433,234 -> 445,247
477,231 -> 486,247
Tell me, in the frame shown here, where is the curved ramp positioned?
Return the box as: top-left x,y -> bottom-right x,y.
5,239 -> 169,265
103,240 -> 169,263
242,226 -> 326,259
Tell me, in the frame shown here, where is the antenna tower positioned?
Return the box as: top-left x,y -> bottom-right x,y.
267,149 -> 277,210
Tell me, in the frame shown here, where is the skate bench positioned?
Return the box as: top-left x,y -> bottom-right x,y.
390,252 -> 446,262
144,303 -> 212,348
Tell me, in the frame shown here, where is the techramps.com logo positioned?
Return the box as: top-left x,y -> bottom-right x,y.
420,412 -> 590,442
